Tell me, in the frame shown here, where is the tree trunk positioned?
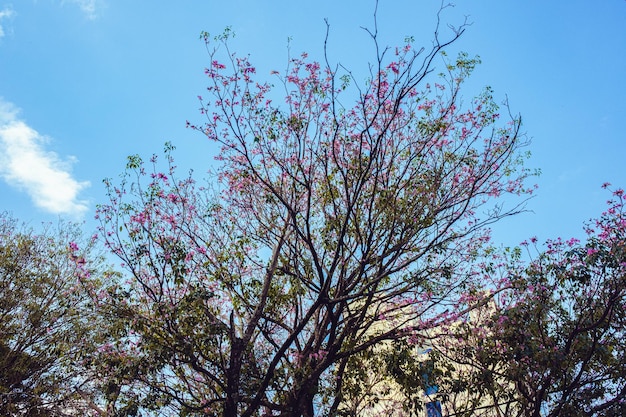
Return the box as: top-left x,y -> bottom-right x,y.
223,338 -> 244,417
282,378 -> 318,417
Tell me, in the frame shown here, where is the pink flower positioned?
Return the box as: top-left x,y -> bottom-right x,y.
387,62 -> 399,74
566,237 -> 580,247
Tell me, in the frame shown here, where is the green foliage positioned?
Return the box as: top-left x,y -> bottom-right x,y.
0,213 -> 108,416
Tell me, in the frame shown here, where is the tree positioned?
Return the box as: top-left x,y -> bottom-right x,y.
96,6 -> 533,416
429,187 -> 626,417
0,213 -> 109,416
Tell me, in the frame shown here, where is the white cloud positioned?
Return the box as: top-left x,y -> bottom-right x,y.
0,99 -> 90,217
0,5 -> 16,39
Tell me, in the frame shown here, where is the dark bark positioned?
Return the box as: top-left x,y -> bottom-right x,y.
223,336 -> 244,417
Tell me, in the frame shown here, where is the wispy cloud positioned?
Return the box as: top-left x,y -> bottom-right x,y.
0,99 -> 90,217
62,0 -> 102,20
0,5 -> 15,39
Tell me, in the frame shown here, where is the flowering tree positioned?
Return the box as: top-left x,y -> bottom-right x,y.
429,187 -> 626,417
96,8 -> 533,417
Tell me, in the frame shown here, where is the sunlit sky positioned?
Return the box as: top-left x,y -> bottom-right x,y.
1,0 -> 625,248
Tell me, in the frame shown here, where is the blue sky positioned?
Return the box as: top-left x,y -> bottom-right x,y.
0,0 -> 625,248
